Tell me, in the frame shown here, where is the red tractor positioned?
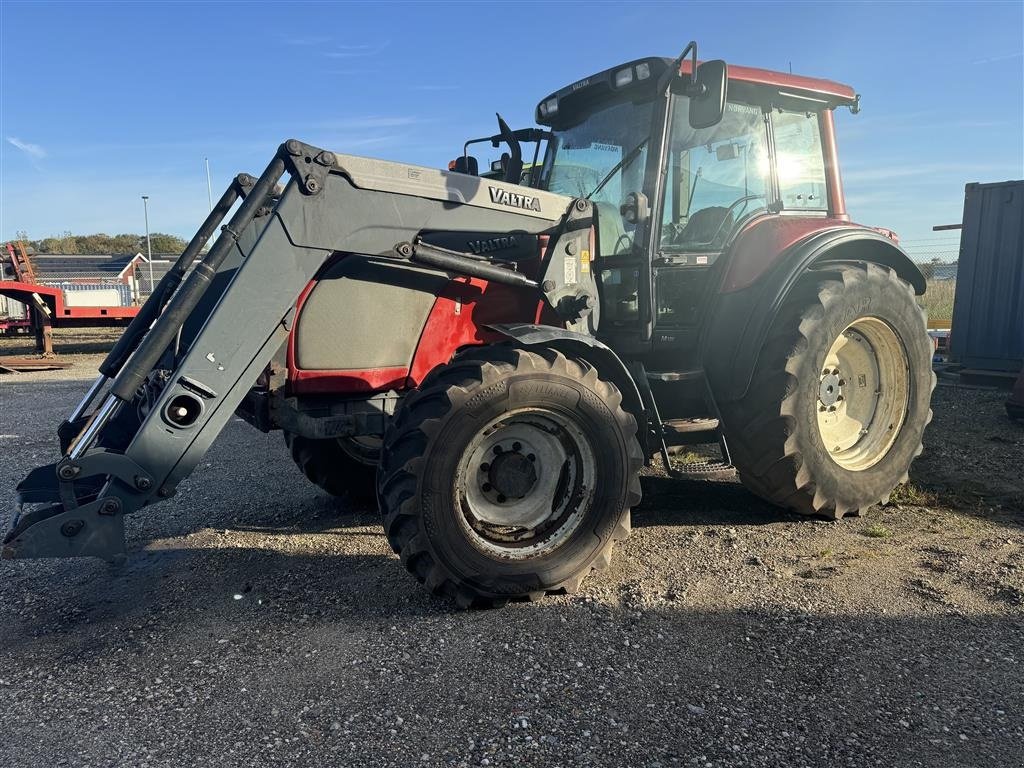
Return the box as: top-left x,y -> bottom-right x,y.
8,43 -> 934,607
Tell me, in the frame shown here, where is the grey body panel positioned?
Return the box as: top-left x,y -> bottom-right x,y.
296,258 -> 449,370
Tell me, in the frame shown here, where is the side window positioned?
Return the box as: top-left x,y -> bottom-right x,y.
660,100 -> 770,251
772,110 -> 827,210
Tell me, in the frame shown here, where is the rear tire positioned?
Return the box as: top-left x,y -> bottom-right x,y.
721,262 -> 935,518
377,346 -> 643,607
284,432 -> 378,502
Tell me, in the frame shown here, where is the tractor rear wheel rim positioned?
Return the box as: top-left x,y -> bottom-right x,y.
816,317 -> 910,471
455,409 -> 595,559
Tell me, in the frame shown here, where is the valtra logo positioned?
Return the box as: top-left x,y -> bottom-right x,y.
488,186 -> 542,212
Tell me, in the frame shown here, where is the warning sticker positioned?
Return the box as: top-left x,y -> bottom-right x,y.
564,255 -> 578,285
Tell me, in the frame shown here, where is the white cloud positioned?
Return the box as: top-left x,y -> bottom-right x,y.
323,42 -> 389,59
283,36 -> 332,47
6,136 -> 46,159
969,52 -> 1024,65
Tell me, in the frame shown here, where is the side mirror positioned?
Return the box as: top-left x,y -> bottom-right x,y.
620,191 -> 650,225
450,155 -> 479,175
688,60 -> 728,130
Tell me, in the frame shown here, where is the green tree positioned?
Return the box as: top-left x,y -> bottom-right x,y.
146,233 -> 188,254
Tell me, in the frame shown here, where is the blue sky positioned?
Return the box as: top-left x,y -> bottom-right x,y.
1,1 -> 1021,260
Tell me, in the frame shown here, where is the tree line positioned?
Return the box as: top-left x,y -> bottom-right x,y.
13,231 -> 190,256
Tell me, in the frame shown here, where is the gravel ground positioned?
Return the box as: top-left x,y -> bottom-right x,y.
1,353 -> 1021,768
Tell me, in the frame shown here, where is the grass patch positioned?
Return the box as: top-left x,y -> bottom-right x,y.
917,279 -> 955,324
862,524 -> 892,539
887,482 -> 943,506
889,480 -> 997,512
670,451 -> 706,464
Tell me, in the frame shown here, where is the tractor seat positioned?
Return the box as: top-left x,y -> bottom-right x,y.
677,206 -> 734,248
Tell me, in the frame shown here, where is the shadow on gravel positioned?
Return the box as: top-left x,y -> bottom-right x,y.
635,475 -> 796,528
2,586 -> 1021,768
3,546 -> 434,655
227,501 -> 382,536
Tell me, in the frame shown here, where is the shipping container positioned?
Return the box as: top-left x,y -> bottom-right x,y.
57,282 -> 133,308
950,180 -> 1024,372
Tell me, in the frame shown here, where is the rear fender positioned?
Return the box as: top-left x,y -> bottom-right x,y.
488,323 -> 650,456
703,227 -> 925,403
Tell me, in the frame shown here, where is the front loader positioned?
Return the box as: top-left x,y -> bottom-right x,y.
6,42 -> 934,607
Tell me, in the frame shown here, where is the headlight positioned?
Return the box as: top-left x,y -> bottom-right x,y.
544,97 -> 558,115
614,67 -> 634,88
636,62 -> 651,81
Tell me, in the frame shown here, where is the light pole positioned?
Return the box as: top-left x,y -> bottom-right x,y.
141,195 -> 154,298
205,157 -> 214,212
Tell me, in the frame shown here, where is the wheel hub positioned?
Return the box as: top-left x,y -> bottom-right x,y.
818,371 -> 843,407
455,410 -> 595,558
485,447 -> 537,500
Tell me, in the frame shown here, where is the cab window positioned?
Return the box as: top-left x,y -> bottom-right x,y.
660,99 -> 770,252
771,110 -> 827,211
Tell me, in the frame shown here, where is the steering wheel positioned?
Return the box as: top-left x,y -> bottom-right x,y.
667,193 -> 767,248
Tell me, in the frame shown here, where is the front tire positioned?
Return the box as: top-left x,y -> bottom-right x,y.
721,262 -> 935,518
377,347 -> 643,607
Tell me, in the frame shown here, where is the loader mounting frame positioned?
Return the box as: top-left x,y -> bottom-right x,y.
5,140 -> 591,562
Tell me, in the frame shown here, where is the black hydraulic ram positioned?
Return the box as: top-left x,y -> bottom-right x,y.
401,239 -> 540,290
65,157 -> 287,460
62,178 -> 248,436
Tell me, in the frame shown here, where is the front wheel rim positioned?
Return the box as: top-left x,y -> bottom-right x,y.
815,317 -> 910,471
454,408 -> 596,560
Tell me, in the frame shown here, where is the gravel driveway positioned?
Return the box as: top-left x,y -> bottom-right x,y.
1,359 -> 1021,768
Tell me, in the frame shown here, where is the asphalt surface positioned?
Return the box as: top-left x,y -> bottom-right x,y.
1,365 -> 1021,768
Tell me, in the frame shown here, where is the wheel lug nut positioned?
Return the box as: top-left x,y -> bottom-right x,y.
527,453 -> 536,462
512,441 -> 522,452
496,494 -> 507,503
838,379 -> 845,386
482,482 -> 492,492
480,462 -> 490,472
493,445 -> 503,455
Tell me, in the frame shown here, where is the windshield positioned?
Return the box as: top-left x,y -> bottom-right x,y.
540,99 -> 654,205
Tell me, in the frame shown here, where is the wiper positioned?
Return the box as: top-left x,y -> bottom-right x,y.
585,137 -> 649,200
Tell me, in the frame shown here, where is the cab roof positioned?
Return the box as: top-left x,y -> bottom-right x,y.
536,56 -> 858,126
679,58 -> 857,105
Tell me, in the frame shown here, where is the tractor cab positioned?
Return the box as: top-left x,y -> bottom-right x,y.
532,52 -> 860,360
448,119 -> 551,187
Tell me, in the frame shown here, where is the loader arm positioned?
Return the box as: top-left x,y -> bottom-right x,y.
5,140 -> 597,562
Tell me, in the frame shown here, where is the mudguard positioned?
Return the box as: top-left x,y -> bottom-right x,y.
702,227 -> 926,403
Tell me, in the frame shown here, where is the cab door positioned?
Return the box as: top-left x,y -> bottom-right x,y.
652,98 -> 771,347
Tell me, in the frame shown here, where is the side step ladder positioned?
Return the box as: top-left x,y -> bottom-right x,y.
637,367 -> 735,479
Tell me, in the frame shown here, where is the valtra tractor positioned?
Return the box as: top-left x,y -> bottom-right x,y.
6,43 -> 934,607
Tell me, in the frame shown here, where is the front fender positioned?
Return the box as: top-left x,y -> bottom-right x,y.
703,228 -> 925,403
